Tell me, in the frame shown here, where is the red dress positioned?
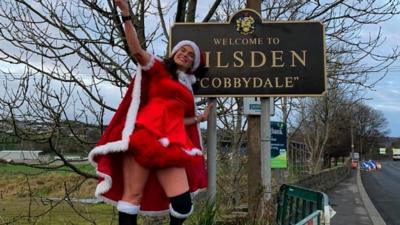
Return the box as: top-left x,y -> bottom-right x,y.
135,58 -> 197,149
88,55 -> 207,215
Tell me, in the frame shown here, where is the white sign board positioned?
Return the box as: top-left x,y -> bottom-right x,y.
352,152 -> 360,160
243,97 -> 275,115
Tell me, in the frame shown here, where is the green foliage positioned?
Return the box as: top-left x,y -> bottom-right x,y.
35,186 -> 51,196
0,164 -> 43,175
192,199 -> 218,225
0,198 -> 117,225
0,163 -> 95,176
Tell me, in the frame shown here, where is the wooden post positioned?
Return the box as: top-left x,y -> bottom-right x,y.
246,0 -> 272,220
207,98 -> 217,202
247,115 -> 261,217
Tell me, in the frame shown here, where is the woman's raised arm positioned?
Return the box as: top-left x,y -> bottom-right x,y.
115,0 -> 150,66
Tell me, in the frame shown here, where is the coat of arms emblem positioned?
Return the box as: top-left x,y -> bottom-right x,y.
236,16 -> 255,35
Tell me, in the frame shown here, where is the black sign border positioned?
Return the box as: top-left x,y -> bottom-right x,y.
169,9 -> 328,97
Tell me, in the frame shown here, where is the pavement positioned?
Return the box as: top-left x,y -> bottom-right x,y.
328,169 -> 386,225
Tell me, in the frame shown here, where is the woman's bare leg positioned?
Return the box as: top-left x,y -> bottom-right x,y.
121,153 -> 150,205
117,153 -> 149,225
157,167 -> 192,225
156,167 -> 189,197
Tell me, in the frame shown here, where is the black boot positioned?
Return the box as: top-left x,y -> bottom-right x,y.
169,191 -> 193,225
170,214 -> 186,225
119,211 -> 137,225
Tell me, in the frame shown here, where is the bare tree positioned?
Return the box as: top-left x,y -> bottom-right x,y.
353,103 -> 389,157
295,81 -> 345,173
0,0 -> 399,223
0,0 -> 221,223
263,0 -> 400,174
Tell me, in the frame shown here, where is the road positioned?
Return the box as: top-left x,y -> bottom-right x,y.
361,160 -> 400,225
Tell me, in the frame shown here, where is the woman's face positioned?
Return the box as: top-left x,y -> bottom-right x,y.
173,45 -> 195,72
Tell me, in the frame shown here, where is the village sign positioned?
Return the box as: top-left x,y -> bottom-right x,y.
170,9 -> 326,97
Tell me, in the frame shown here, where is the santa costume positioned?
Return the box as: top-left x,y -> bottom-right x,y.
88,40 -> 208,215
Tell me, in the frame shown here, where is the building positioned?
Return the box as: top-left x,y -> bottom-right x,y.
0,150 -> 42,162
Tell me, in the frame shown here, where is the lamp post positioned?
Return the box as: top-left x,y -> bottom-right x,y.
351,116 -> 354,159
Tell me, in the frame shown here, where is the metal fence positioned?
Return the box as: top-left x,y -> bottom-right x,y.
276,184 -> 333,225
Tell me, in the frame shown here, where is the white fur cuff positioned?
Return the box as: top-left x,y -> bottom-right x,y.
117,201 -> 140,215
184,148 -> 203,156
169,204 -> 194,219
141,54 -> 156,71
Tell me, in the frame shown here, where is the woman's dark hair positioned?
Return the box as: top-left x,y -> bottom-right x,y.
163,57 -> 179,80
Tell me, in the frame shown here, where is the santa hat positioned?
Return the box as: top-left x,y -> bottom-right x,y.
171,40 -> 201,73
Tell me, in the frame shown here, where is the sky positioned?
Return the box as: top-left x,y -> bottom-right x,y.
365,70 -> 400,137
0,1 -> 399,138
362,17 -> 400,138
195,1 -> 400,138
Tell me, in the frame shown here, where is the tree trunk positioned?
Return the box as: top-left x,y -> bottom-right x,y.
232,98 -> 243,207
175,0 -> 188,22
186,0 -> 197,22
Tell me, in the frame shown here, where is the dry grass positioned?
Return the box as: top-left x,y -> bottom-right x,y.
0,166 -> 116,224
0,197 -> 117,225
0,173 -> 96,199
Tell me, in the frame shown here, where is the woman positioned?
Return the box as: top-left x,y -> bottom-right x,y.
88,0 -> 211,225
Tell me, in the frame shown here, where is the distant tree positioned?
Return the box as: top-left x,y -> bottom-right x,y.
264,0 -> 400,172
295,81 -> 346,173
353,103 -> 389,157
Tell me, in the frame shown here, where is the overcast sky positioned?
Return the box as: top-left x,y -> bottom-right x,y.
1,1 -> 399,137
171,1 -> 400,137
362,16 -> 400,137
193,1 -> 400,137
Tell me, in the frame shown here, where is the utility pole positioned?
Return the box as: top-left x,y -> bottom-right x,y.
207,98 -> 217,202
246,0 -> 272,219
351,118 -> 354,158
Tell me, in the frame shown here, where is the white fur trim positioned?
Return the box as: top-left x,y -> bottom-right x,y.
122,69 -> 142,140
117,201 -> 140,215
178,71 -> 196,85
94,187 -> 206,216
88,68 -> 142,168
88,68 -> 143,200
184,148 -> 203,156
95,171 -> 112,196
171,40 -> 201,72
169,204 -> 194,219
141,54 -> 156,71
87,53 -> 206,214
178,71 -> 195,92
158,137 -> 170,147
188,75 -> 196,84
88,140 -> 129,166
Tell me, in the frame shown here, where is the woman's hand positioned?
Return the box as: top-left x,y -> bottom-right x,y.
197,103 -> 214,122
115,0 -> 130,16
114,0 -> 150,66
184,103 -> 214,125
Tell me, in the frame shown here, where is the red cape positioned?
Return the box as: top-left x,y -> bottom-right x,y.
88,67 -> 207,215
